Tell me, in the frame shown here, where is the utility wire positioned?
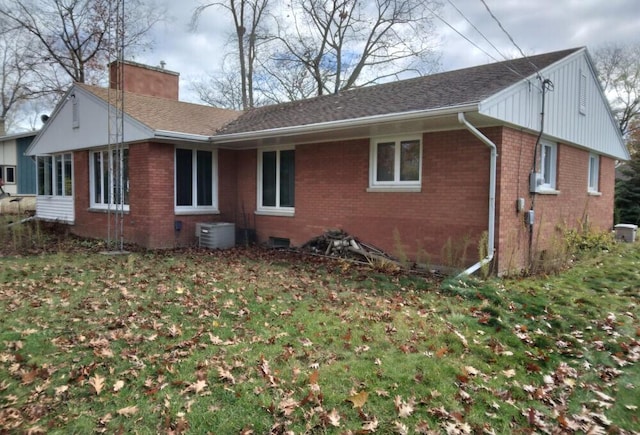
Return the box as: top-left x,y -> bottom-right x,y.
446,0 -> 510,64
429,5 -> 540,88
479,0 -> 543,79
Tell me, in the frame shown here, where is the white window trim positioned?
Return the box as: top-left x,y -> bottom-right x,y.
174,146 -> 219,214
89,148 -> 129,211
2,166 -> 16,184
368,135 -> 422,191
257,145 -> 295,216
539,140 -> 557,192
37,154 -> 73,197
588,152 -> 600,193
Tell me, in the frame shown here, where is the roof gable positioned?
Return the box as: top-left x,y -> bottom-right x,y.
27,84 -> 241,156
479,48 -> 628,160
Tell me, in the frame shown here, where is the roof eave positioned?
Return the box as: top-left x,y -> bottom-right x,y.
212,103 -> 480,144
153,130 -> 212,143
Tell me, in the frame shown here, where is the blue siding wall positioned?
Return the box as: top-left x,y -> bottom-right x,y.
17,137 -> 36,194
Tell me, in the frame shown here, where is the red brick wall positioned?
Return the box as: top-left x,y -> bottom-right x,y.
109,61 -> 179,100
495,127 -> 616,273
69,129 -> 616,272
235,130 -> 493,267
72,142 -> 227,248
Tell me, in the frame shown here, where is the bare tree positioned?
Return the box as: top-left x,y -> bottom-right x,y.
593,43 -> 640,137
0,23 -> 43,133
192,0 -> 270,110
271,0 -> 441,97
0,0 -> 163,86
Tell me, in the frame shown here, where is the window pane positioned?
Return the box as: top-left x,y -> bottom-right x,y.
64,154 -> 72,196
122,149 -> 129,205
542,145 -> 552,185
400,140 -> 420,181
38,157 -> 52,196
279,150 -> 295,207
5,167 -> 15,183
102,151 -> 109,204
55,155 -> 63,196
262,151 -> 276,207
197,150 -> 213,206
93,153 -> 101,203
176,148 -> 193,206
376,142 -> 395,182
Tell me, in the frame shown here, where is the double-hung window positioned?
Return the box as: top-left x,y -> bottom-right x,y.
369,136 -> 422,191
539,140 -> 557,191
257,146 -> 295,215
175,147 -> 218,212
37,154 -> 72,196
588,153 -> 600,193
89,148 -> 129,210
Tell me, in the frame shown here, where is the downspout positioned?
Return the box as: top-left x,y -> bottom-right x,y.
456,112 -> 497,277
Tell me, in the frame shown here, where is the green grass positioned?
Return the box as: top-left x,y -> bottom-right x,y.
0,240 -> 638,433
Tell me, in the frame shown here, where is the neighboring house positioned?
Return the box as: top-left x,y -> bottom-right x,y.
26,49 -> 628,274
0,130 -> 38,196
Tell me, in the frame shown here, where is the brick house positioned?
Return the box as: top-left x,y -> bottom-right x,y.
26,48 -> 628,274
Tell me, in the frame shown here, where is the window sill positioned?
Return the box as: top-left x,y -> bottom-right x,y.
366,186 -> 421,193
255,209 -> 295,217
175,209 -> 220,216
588,191 -> 602,197
536,189 -> 560,195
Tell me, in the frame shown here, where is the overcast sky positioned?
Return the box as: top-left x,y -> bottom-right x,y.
133,0 -> 640,104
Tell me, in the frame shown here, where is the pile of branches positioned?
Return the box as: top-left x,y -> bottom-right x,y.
301,230 -> 402,268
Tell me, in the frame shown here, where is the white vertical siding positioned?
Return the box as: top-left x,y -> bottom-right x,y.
36,196 -> 74,224
479,50 -> 627,160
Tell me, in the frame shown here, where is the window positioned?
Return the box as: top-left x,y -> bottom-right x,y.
369,136 -> 421,190
540,141 -> 557,190
258,146 -> 295,214
37,154 -> 72,196
175,147 -> 217,212
578,70 -> 587,115
89,148 -> 129,209
588,153 -> 600,192
1,166 -> 16,184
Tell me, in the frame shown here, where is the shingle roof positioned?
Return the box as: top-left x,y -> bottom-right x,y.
219,48 -> 581,135
76,83 -> 241,136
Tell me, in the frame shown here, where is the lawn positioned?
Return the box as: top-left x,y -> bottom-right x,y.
0,231 -> 638,433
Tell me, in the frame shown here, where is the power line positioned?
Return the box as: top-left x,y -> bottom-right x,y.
446,0 -> 510,63
478,0 -> 543,78
428,5 -> 538,86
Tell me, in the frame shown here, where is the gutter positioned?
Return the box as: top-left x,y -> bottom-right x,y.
211,103 -> 478,144
456,112 -> 497,277
154,130 -> 212,142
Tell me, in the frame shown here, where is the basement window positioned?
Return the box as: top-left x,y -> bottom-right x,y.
368,136 -> 422,192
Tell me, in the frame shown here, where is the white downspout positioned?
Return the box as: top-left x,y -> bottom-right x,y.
456,112 -> 497,277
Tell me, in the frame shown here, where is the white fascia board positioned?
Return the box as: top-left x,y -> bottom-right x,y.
211,103 -> 479,144
153,130 -> 212,143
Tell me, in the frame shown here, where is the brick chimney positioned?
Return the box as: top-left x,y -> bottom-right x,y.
109,60 -> 179,100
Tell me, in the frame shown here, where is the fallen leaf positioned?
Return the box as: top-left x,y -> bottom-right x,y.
395,395 -> 416,418
117,405 -> 138,417
309,370 -> 319,385
88,374 -> 105,395
113,380 -> 125,392
502,369 -> 516,378
393,421 -> 409,434
347,391 -> 369,408
361,416 -> 379,432
325,408 -> 340,427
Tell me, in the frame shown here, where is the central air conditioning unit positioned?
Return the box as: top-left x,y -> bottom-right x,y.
197,222 -> 236,249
